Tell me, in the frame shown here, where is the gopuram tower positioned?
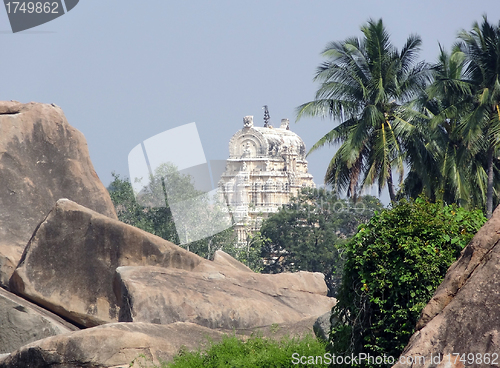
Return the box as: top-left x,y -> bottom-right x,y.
218,113 -> 315,244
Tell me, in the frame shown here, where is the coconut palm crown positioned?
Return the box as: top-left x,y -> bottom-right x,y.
297,19 -> 430,202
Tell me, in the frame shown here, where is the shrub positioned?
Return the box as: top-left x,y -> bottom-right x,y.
329,197 -> 486,366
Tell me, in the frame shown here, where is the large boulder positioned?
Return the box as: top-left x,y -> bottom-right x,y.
0,322 -> 225,368
114,265 -> 335,329
10,199 -> 204,327
0,101 -> 117,287
0,319 -> 319,368
0,288 -> 78,354
393,205 -> 500,368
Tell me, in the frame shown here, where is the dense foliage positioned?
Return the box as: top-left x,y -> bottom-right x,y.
162,334 -> 327,368
404,17 -> 500,216
256,187 -> 384,296
329,197 -> 486,365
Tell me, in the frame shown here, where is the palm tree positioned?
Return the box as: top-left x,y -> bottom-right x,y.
297,19 -> 430,202
458,16 -> 500,217
404,46 -> 488,209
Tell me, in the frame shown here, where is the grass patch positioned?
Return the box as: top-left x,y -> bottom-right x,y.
158,334 -> 327,368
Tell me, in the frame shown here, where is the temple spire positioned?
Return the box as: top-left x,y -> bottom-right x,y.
263,105 -> 270,128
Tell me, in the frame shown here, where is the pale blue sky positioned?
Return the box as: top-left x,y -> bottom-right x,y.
1,1 -> 499,204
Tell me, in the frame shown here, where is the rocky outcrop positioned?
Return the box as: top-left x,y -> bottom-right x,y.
0,288 -> 78,354
0,101 -> 335,365
0,318 -> 321,368
10,199 -> 204,327
393,205 -> 500,368
115,266 -> 334,329
10,198 -> 335,330
0,101 -> 117,287
0,322 -> 225,368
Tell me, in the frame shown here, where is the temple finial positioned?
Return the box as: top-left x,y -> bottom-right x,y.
262,105 -> 270,128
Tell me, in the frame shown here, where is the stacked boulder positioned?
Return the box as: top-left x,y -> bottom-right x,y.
0,101 -> 335,367
9,199 -> 334,330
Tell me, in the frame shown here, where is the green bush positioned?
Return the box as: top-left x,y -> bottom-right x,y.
162,334 -> 327,368
330,197 -> 486,366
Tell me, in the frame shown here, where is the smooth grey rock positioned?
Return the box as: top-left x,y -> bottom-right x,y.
313,311 -> 333,341
0,287 -> 78,354
232,316 -> 319,340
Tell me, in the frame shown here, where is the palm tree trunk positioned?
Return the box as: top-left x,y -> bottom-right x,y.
487,147 -> 494,218
387,168 -> 397,203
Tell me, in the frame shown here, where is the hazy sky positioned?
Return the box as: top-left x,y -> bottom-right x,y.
2,1 -> 499,204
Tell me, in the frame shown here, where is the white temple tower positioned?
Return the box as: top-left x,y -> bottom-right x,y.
219,115 -> 315,244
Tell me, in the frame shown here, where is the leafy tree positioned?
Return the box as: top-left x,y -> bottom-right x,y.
402,46 -> 487,209
297,18 -> 430,202
109,172 -> 179,243
403,17 -> 500,217
227,232 -> 265,272
329,197 -> 486,365
401,18 -> 500,217
108,165 -> 237,260
457,16 -> 500,217
256,187 -> 384,296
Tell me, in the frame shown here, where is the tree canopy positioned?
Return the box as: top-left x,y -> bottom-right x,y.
256,187 -> 384,296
